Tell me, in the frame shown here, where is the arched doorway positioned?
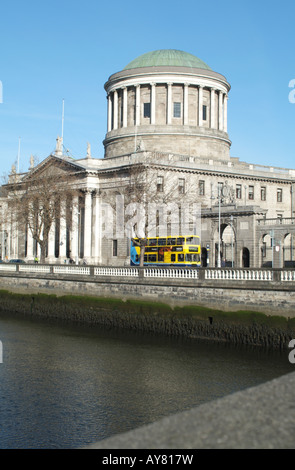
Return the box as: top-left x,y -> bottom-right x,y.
222,224 -> 235,267
242,247 -> 250,267
214,223 -> 235,267
261,234 -> 272,267
283,233 -> 295,267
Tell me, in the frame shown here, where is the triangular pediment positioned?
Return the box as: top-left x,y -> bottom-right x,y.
22,153 -> 87,182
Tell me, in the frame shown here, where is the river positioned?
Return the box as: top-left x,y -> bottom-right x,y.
0,312 -> 293,449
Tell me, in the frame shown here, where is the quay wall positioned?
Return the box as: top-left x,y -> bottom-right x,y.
0,267 -> 295,349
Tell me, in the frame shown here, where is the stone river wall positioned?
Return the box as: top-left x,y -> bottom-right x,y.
0,269 -> 294,349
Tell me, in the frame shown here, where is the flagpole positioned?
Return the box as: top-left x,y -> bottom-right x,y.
61,99 -> 64,154
17,137 -> 21,173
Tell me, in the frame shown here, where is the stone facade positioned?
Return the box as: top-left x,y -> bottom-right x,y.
2,49 -> 295,269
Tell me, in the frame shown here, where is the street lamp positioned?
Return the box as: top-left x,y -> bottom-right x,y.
211,184 -> 222,268
218,186 -> 221,268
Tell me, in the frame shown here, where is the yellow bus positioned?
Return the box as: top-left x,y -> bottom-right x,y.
130,235 -> 201,267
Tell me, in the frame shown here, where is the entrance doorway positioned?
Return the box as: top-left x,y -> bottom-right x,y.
242,247 -> 250,267
201,247 -> 208,267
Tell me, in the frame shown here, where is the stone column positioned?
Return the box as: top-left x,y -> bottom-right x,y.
223,93 -> 228,132
59,200 -> 67,260
47,220 -> 56,262
92,191 -> 101,264
198,86 -> 203,127
135,85 -> 141,126
113,90 -> 118,130
167,82 -> 172,124
107,93 -> 112,132
83,190 -> 92,261
122,87 -> 128,128
26,224 -> 34,260
36,239 -> 40,259
71,194 -> 79,263
183,83 -> 189,125
218,90 -> 223,131
151,83 -> 156,125
210,88 -> 216,129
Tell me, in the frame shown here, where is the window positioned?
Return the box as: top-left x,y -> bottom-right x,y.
199,180 -> 205,196
277,188 -> 283,202
173,102 -> 181,118
158,238 -> 167,246
178,178 -> 185,194
261,186 -> 266,201
144,102 -> 151,118
113,239 -> 118,257
236,184 -> 242,199
186,236 -> 198,244
157,176 -> 164,192
203,105 -> 207,121
120,104 -> 123,126
248,185 -> 254,200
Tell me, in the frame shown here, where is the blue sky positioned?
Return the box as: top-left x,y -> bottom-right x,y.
0,0 -> 294,176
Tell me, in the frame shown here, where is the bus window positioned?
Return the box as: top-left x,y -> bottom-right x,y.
147,246 -> 157,253
148,254 -> 157,262
158,238 -> 167,246
167,237 -> 176,245
172,246 -> 183,252
186,236 -> 199,244
171,254 -> 176,262
148,239 -> 157,246
178,254 -> 184,262
158,247 -> 164,262
177,237 -> 185,245
185,254 -> 192,262
144,255 -> 148,262
193,254 -> 200,262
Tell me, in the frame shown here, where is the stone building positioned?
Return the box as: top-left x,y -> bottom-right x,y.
2,49 -> 295,268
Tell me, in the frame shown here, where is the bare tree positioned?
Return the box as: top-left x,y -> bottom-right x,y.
109,152 -> 199,266
4,158 -> 79,263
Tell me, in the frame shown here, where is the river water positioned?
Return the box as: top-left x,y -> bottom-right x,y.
0,313 -> 293,449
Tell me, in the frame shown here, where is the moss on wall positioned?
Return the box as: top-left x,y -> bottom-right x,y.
0,289 -> 294,349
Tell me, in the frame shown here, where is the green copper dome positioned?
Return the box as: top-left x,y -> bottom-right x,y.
123,49 -> 212,71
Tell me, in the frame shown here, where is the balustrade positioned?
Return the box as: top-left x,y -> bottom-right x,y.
1,263 -> 295,283
53,266 -> 90,275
